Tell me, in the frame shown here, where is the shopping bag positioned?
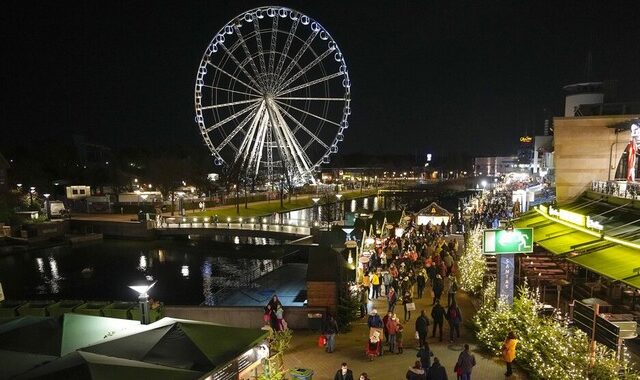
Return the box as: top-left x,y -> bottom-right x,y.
406,302 -> 416,311
414,331 -> 420,340
318,335 -> 327,347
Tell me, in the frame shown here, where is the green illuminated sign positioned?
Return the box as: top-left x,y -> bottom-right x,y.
483,228 -> 533,254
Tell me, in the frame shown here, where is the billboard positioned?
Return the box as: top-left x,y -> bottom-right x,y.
483,228 -> 533,254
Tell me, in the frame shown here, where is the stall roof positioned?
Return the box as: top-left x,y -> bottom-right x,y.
568,246 -> 640,288
417,202 -> 452,217
514,213 -> 601,255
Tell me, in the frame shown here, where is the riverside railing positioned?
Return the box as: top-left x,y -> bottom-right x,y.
157,216 -> 312,236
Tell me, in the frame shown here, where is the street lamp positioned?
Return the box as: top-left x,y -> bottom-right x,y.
335,194 -> 343,221
44,193 -> 50,218
128,281 -> 156,324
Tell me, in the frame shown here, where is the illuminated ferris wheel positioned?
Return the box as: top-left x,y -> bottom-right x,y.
194,6 -> 351,186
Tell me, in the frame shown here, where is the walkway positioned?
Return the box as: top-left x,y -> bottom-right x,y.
284,290 -> 528,380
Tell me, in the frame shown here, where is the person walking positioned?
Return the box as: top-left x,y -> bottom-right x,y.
383,311 -> 393,345
433,274 -> 444,305
363,272 -> 371,299
323,314 -> 339,353
455,344 -> 476,380
386,314 -> 399,354
405,360 -> 426,380
371,271 -> 381,298
387,286 -> 398,313
334,362 -> 354,380
502,331 -> 519,377
416,269 -> 426,299
403,289 -> 414,322
359,373 -> 370,380
447,277 -> 458,307
360,285 -> 369,318
431,300 -> 445,341
446,301 -> 462,343
426,357 -> 448,380
415,310 -> 430,348
416,341 -> 433,371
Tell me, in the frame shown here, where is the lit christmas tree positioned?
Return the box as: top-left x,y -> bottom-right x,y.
458,226 -> 486,295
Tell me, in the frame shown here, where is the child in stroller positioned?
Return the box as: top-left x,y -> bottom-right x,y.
366,331 -> 382,361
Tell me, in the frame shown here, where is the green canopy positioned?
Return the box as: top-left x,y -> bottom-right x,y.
16,351 -> 201,380
0,313 -> 141,357
82,317 -> 268,372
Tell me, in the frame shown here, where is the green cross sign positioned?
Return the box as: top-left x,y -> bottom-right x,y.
483,228 -> 533,254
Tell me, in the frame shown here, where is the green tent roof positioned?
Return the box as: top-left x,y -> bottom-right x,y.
569,245 -> 640,287
82,317 -> 268,372
16,351 -> 201,380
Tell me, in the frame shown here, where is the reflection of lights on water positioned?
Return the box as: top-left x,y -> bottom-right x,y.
158,250 -> 165,263
233,236 -> 240,244
363,198 -> 369,209
373,197 -> 379,211
181,265 -> 190,278
49,256 -> 60,294
138,255 -> 147,271
350,199 -> 356,212
36,258 -> 45,274
201,259 -> 213,305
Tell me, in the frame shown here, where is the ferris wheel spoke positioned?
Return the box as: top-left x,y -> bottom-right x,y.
276,72 -> 343,97
202,85 -> 260,98
204,102 -> 260,133
277,97 -> 346,102
201,98 -> 261,110
276,29 -> 319,89
252,18 -> 268,75
273,17 -> 300,88
207,62 -> 262,95
275,99 -> 341,127
268,15 -> 279,79
218,43 -> 265,92
270,102 -> 314,174
276,104 -> 329,149
217,103 -> 262,151
275,47 -> 334,93
233,25 -> 267,89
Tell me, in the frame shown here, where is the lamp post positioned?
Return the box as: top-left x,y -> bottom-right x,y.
128,281 -> 156,325
44,193 -> 50,219
29,187 -> 36,206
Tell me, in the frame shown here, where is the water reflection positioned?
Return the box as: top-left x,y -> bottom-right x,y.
34,256 -> 62,294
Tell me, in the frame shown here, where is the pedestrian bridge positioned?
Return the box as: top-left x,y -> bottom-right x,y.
156,216 -> 312,238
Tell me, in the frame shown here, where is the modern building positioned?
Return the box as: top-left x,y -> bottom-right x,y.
473,156 -> 522,177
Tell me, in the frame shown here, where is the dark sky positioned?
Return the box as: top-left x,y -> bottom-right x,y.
2,0 -> 639,159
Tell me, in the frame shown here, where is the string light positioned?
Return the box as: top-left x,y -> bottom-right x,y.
459,226 -> 486,294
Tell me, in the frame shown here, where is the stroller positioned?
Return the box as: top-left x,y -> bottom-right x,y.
366,331 -> 382,361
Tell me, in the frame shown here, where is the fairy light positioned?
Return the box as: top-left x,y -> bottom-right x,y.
459,226 -> 486,294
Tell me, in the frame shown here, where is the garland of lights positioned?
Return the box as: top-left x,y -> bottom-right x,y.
458,226 -> 486,295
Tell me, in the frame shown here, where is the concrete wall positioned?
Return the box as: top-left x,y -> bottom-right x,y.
70,220 -> 155,239
554,115 -> 640,202
164,305 -> 327,330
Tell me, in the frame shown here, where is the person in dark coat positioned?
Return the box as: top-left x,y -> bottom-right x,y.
432,274 -> 444,305
416,270 -> 426,298
431,300 -> 445,341
426,357 -> 448,380
416,341 -> 434,371
334,362 -> 354,380
456,344 -> 476,380
406,360 -> 426,380
446,301 -> 462,343
415,310 -> 430,348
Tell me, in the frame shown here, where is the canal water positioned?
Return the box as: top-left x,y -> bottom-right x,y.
0,193 -> 464,305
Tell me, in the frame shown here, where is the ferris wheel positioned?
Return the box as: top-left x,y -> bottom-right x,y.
194,6 -> 351,186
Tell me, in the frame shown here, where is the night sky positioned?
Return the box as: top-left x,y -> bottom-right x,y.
2,0 -> 639,159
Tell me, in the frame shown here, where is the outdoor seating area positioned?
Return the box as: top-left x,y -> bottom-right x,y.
0,299 -> 164,322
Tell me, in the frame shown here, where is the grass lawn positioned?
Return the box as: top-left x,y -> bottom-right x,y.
189,188 -> 381,219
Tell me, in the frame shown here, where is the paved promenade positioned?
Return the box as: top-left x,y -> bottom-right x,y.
284,290 -> 528,380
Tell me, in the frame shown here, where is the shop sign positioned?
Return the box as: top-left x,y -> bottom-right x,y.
483,228 -> 533,254
345,241 -> 358,248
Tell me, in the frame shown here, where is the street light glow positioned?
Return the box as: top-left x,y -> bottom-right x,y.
128,281 -> 156,296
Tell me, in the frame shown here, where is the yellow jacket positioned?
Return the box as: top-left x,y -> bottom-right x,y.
502,338 -> 518,363
371,274 -> 380,285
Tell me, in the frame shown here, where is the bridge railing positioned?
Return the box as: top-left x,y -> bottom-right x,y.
157,216 -> 311,235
